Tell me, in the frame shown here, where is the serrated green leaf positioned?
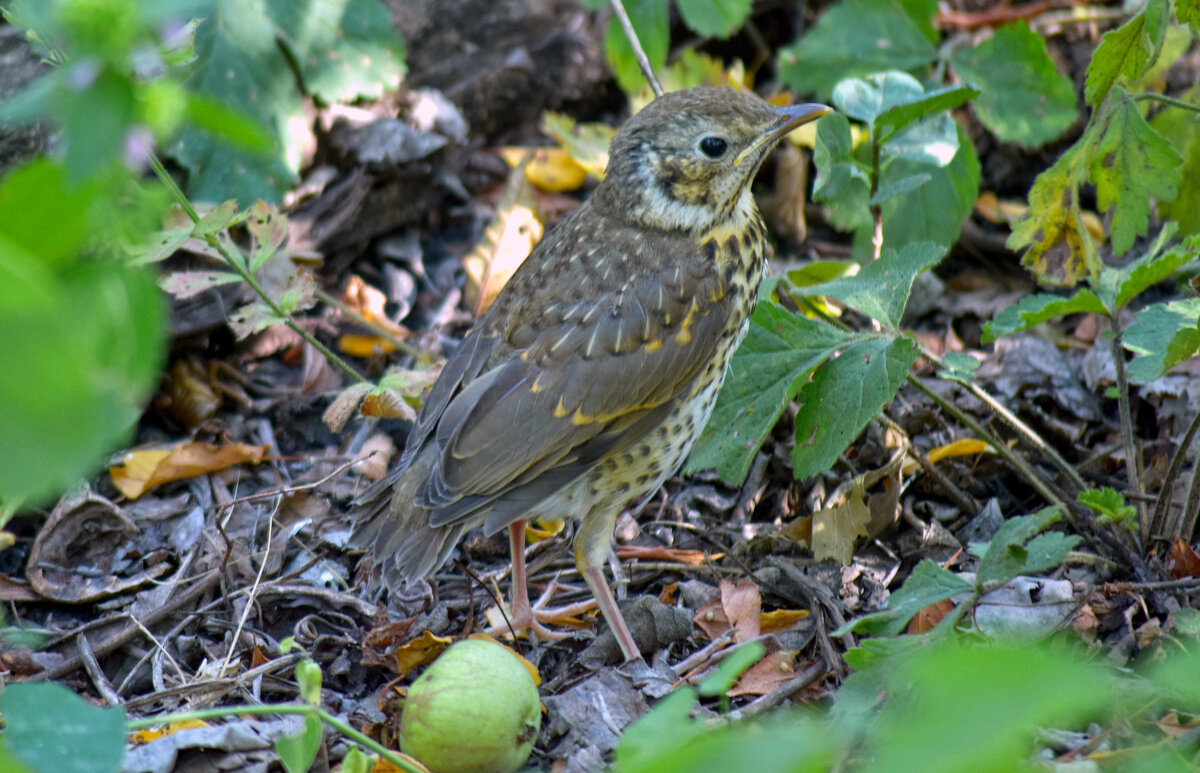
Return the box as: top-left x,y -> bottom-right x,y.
836,560 -> 972,637
949,21 -> 1077,148
871,123 -> 979,259
604,0 -> 669,95
1151,88 -> 1200,237
1078,486 -> 1137,528
812,113 -> 872,232
0,683 -> 126,773
1006,141 -> 1097,286
778,0 -> 937,101
1084,0 -> 1168,106
982,289 -> 1108,342
698,641 -> 766,696
1019,532 -> 1081,573
1090,91 -> 1182,256
275,714 -> 322,773
976,507 -> 1063,586
791,336 -> 918,480
1124,298 -> 1200,382
1113,233 -> 1200,309
191,199 -> 240,239
686,305 -> 849,484
798,242 -> 948,329
676,0 -> 752,39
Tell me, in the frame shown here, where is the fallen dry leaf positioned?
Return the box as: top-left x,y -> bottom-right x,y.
694,579 -> 761,642
615,545 -> 722,565
728,650 -> 798,697
760,608 -> 810,634
907,599 -> 956,634
1170,538 -> 1200,579
110,441 -> 269,499
393,630 -> 453,678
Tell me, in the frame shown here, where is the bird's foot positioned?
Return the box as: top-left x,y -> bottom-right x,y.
485,578 -> 597,643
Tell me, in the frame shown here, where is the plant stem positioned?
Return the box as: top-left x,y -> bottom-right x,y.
609,0 -> 663,97
1150,402 -> 1200,539
146,153 -> 367,384
1109,324 -> 1147,544
1133,92 -> 1200,114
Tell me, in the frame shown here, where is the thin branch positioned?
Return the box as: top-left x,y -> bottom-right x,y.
609,0 -> 663,97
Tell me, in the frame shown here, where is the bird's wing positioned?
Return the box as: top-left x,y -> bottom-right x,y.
416,254 -> 736,528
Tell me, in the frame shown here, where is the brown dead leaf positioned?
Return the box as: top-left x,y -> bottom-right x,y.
361,389 -> 417,422
907,599 -> 956,634
728,650 -> 798,697
1156,709 -> 1200,738
695,579 -> 761,642
659,582 -> 679,605
393,630 -> 453,678
1170,538 -> 1200,579
161,358 -> 222,429
760,609 -> 810,634
615,545 -> 722,565
814,443 -> 906,564
110,441 -> 270,499
341,275 -> 407,339
778,514 -> 812,546
463,162 -> 543,316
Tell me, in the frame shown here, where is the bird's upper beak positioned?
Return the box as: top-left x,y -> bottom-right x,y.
734,102 -> 832,167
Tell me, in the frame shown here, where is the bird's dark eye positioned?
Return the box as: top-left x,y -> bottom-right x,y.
698,136 -> 728,158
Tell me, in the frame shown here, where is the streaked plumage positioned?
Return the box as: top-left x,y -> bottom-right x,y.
353,87 -> 830,662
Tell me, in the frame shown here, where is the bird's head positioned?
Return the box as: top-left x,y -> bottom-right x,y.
596,86 -> 830,235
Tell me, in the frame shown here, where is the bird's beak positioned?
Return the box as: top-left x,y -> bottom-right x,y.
734,102 -> 832,167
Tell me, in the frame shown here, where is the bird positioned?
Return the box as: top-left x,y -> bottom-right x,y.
352,86 -> 830,663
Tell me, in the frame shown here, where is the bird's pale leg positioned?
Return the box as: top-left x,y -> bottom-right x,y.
486,520 -> 597,643
574,511 -> 644,663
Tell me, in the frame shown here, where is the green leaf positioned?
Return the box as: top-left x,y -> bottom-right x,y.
1178,0 -> 1200,33
982,289 -> 1108,342
949,21 -> 1077,148
938,351 -> 980,382
1112,233 -> 1200,309
676,0 -> 753,39
698,641 -> 766,697
1124,298 -> 1200,382
191,199 -> 240,239
686,305 -> 849,484
1084,0 -> 1168,106
1078,487 -> 1137,528
874,84 -> 979,147
275,714 -> 322,773
791,336 -> 918,480
604,0 -> 669,95
340,747 -> 371,773
797,242 -> 948,329
1006,140 -> 1096,286
615,688 -> 703,770
0,683 -> 126,773
777,0 -> 937,101
270,0 -> 405,103
872,123 -> 980,260
60,68 -> 138,183
976,507 -> 1064,586
296,659 -> 323,704
1152,88 -> 1200,237
868,639 -> 1109,773
812,113 -> 872,232
836,560 -> 972,637
1090,91 -> 1182,256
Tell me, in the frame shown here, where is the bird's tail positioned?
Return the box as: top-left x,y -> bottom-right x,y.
350,448 -> 467,593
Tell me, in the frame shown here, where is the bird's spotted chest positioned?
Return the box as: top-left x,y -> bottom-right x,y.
589,213 -> 767,512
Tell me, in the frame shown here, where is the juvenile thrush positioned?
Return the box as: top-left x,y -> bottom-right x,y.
353,87 -> 830,663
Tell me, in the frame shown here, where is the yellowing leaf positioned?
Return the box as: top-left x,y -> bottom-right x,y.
129,719 -> 211,745
1090,91 -> 1183,256
393,630 -> 452,678
760,608 -> 810,633
110,442 -> 269,499
499,147 -> 588,192
339,334 -> 398,357
540,112 -> 615,179
463,166 -> 543,316
1007,144 -> 1097,286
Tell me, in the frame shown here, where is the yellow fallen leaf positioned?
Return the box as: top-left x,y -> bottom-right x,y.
130,719 -> 210,745
110,442 -> 269,499
393,630 -> 452,678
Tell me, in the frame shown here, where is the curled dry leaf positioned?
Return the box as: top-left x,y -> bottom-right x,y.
27,489 -> 175,603
394,630 -> 453,678
694,578 -> 761,642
